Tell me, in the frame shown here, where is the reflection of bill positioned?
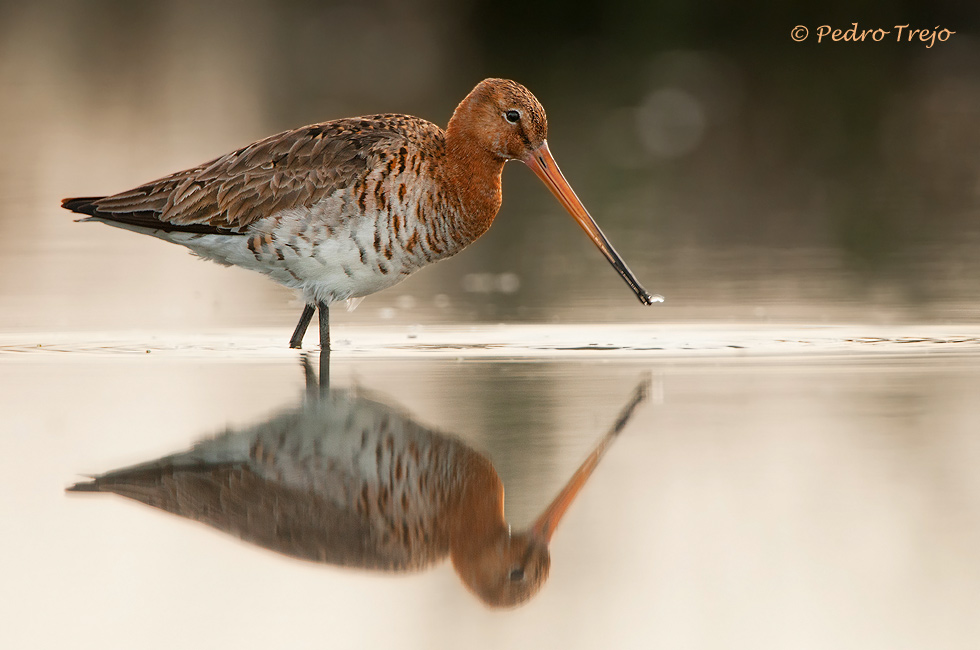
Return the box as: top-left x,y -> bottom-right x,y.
68,357 -> 650,608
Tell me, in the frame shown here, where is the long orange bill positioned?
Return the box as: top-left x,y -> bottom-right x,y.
530,376 -> 652,543
522,142 -> 663,306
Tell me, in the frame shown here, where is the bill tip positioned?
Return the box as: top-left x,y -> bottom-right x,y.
640,292 -> 665,305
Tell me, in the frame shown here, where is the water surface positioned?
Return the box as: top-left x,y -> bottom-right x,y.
3,339 -> 979,649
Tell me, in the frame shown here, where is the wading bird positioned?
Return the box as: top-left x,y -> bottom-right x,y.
63,79 -> 660,349
68,358 -> 650,608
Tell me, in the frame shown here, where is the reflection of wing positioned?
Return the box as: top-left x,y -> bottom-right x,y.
70,462 -> 379,567
69,389 -> 492,572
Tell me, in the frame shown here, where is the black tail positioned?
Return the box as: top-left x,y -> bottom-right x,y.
65,478 -> 101,492
61,195 -> 238,235
61,196 -> 105,217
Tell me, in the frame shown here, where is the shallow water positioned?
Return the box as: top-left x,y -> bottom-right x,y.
3,333 -> 980,649
5,323 -> 980,358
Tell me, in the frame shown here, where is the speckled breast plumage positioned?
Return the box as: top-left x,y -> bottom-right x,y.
152,115 -> 489,305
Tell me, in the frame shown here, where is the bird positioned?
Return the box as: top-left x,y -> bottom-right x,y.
67,356 -> 650,608
62,78 -> 661,350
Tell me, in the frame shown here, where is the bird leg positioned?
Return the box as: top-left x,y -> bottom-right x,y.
300,350 -> 329,399
316,302 -> 331,393
289,304 -> 316,349
301,352 -> 319,398
318,349 -> 330,396
317,301 -> 330,352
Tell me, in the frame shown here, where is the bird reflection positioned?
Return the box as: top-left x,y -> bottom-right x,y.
68,356 -> 648,608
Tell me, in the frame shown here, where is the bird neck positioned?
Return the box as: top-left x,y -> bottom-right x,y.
442,122 -> 505,240
446,452 -> 508,571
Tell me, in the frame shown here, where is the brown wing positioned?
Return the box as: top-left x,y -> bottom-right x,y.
64,116 -> 429,234
68,464 -> 393,568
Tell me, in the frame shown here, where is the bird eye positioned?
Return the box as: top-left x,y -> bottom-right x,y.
508,567 -> 525,581
504,110 -> 521,124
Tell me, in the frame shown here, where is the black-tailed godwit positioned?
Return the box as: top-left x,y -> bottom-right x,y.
63,79 -> 660,349
68,358 -> 650,608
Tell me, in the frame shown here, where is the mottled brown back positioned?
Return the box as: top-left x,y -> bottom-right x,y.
63,115 -> 445,234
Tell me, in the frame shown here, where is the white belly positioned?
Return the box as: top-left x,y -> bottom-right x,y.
165,204 -> 415,304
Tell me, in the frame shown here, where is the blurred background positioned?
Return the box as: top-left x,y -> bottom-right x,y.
1,0 -> 979,333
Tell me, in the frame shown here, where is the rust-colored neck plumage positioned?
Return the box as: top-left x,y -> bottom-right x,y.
446,451 -> 541,608
446,451 -> 507,557
442,129 -> 504,240
444,449 -> 552,608
441,88 -> 508,240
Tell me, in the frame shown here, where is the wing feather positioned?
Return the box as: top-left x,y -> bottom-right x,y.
63,116 -> 440,234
